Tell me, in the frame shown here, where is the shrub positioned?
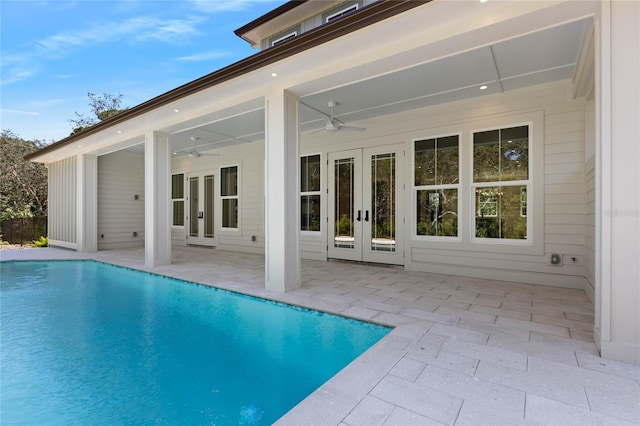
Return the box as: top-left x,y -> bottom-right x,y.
32,236 -> 48,248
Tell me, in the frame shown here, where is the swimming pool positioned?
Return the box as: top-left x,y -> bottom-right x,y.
0,261 -> 390,425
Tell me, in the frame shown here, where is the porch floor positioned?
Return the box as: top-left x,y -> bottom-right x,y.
2,246 -> 639,425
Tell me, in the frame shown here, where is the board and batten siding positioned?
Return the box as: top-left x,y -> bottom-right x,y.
47,156 -> 77,248
97,151 -> 145,250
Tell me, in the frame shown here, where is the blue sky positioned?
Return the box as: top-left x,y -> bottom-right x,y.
1,0 -> 283,143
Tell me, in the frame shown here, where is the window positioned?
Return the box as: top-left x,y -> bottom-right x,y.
271,31 -> 297,47
414,135 -> 459,237
473,125 -> 529,240
325,4 -> 359,23
220,166 -> 239,229
301,155 -> 321,232
171,173 -> 184,227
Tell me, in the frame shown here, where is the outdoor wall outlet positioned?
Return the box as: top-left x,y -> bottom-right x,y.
133,194 -> 139,200
550,253 -> 562,265
132,231 -> 138,237
100,234 -> 104,239
251,235 -> 257,242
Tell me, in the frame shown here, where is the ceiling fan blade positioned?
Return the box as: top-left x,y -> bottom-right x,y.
305,127 -> 326,135
339,125 -> 366,132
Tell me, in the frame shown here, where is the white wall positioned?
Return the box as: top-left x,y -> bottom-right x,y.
97,151 -> 145,250
584,99 -> 596,303
171,140 -> 265,254
597,0 -> 640,364
299,80 -> 588,288
47,156 -> 77,248
169,80 -> 590,290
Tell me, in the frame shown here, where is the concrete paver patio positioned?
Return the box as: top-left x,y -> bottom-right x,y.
2,246 -> 639,425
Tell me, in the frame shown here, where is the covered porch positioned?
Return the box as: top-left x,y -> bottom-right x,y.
26,0 -> 639,365
3,246 -> 638,425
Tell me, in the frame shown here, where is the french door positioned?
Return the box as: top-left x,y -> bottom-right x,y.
328,144 -> 404,265
186,171 -> 216,246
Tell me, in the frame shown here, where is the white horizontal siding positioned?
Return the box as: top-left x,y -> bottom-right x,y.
97,151 -> 145,250
171,141 -> 265,254
299,80 -> 588,287
48,156 -> 77,246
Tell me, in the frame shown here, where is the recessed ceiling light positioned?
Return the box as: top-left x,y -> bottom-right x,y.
271,72 -> 278,77
480,0 -> 488,3
117,130 -> 122,134
77,145 -> 82,148
480,85 -> 488,90
174,109 -> 180,113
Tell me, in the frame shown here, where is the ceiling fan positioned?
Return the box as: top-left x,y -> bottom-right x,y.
173,137 -> 220,158
304,101 -> 366,134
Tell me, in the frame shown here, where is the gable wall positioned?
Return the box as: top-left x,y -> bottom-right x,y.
47,156 -> 77,247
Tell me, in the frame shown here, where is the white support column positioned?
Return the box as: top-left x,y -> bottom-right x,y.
76,154 -> 98,252
144,131 -> 172,267
264,90 -> 301,292
596,0 -> 640,364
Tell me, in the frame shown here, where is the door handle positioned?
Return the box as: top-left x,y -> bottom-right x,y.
198,211 -> 204,219
364,210 -> 370,222
356,210 -> 362,222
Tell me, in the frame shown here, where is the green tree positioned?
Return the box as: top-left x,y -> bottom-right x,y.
0,130 -> 48,220
69,92 -> 127,134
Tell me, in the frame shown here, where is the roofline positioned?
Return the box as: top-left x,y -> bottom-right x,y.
26,0 -> 428,161
233,0 -> 309,39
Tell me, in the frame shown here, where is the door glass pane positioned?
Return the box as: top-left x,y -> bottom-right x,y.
204,175 -> 214,238
334,158 -> 355,249
189,177 -> 199,237
371,153 -> 396,252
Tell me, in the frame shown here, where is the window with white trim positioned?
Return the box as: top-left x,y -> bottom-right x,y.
271,31 -> 297,47
325,3 -> 359,23
220,166 -> 239,229
301,154 -> 321,232
473,125 -> 529,240
171,173 -> 184,227
414,135 -> 460,237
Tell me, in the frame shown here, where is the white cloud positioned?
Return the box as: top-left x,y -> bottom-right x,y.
176,50 -> 231,62
0,13 -> 206,86
0,108 -> 40,116
34,15 -> 204,58
0,69 -> 36,86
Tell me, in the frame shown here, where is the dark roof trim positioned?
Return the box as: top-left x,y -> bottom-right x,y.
26,0 -> 428,161
234,0 -> 308,38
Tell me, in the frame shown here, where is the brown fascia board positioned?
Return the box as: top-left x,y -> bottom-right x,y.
233,0 -> 308,38
25,0 -> 428,161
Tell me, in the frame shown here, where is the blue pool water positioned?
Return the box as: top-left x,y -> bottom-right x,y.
0,261 -> 389,425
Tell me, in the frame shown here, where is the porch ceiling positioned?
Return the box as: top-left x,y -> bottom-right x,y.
165,17 -> 588,156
